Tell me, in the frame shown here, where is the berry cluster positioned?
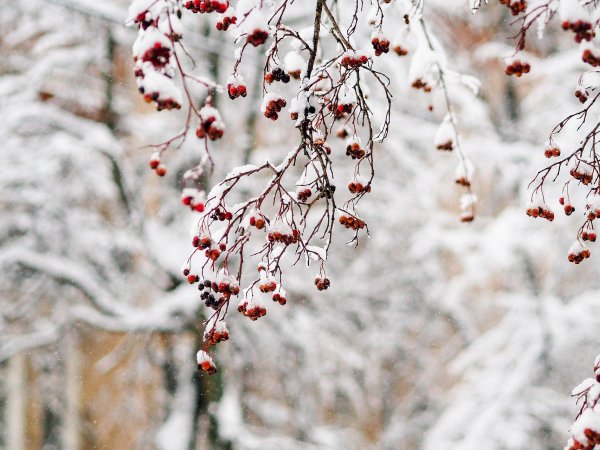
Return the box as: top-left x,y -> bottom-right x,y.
393,45 -> 408,56
184,0 -> 228,14
135,36 -> 171,69
272,292 -> 286,305
341,51 -> 369,68
412,78 -> 432,92
314,277 -> 331,291
267,228 -> 300,245
332,102 -> 353,118
346,140 -> 366,159
129,6 -> 183,111
211,208 -> 233,223
196,105 -> 225,140
249,214 -> 266,230
199,284 -> 222,309
227,80 -> 247,100
570,159 -> 593,185
193,236 -> 212,250
197,350 -> 217,374
576,89 -> 589,103
262,94 -> 287,120
322,184 -> 336,200
562,20 -> 595,43
568,241 -> 591,264
297,188 -> 313,203
586,197 -> 600,221
348,181 -> 371,194
566,429 -> 600,450
141,88 -> 182,111
247,28 -> 269,47
134,54 -> 182,111
582,48 -> 600,67
314,137 -> 332,154
371,35 -> 390,56
436,140 -> 453,151
460,210 -> 475,223
544,146 -> 561,158
149,154 -> 168,177
192,235 -> 226,261
455,174 -> 471,187
204,321 -> 229,345
505,60 -> 530,77
200,276 -> 240,308
582,230 -> 597,242
181,188 -> 205,212
339,215 -> 366,230
238,298 -> 267,320
559,197 -> 575,216
183,268 -> 200,284
259,280 -> 277,293
265,67 -> 290,84
216,8 -> 237,30
131,7 -> 154,29
525,202 -> 554,221
499,0 -> 526,15
566,359 -> 600,448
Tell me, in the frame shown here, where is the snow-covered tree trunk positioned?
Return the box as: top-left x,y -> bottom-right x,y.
6,353 -> 26,450
61,333 -> 81,450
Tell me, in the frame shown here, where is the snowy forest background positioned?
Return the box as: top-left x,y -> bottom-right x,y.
2,0 -> 600,449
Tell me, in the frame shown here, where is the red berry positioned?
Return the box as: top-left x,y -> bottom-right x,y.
155,165 -> 167,176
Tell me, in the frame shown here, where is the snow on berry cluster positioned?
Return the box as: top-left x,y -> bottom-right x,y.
217,6 -> 237,31
128,0 -> 182,112
196,350 -> 217,374
226,75 -> 247,100
196,104 -> 225,141
340,51 -> 369,68
345,136 -> 366,160
565,354 -> 600,450
526,199 -> 555,221
371,31 -> 390,56
261,93 -> 287,121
